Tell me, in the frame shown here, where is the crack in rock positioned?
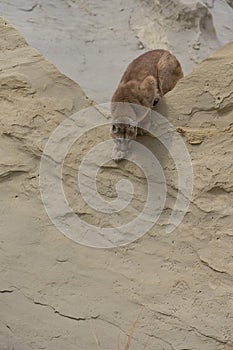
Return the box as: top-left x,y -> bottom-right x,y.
6,323 -> 14,334
0,289 -> 14,294
148,308 -> 231,346
19,4 -> 38,12
145,332 -> 176,350
199,257 -> 232,276
189,325 -> 232,345
33,300 -> 100,322
9,287 -> 99,323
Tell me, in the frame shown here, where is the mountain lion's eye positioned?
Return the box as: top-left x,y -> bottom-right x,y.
153,98 -> 159,106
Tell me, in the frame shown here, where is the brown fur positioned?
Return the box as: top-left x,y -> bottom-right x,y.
110,49 -> 183,160
112,49 -> 183,107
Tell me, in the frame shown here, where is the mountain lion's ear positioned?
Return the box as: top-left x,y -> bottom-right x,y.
157,51 -> 184,96
140,75 -> 160,106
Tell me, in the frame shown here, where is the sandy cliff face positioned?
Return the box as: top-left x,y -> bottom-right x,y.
131,0 -> 233,82
0,18 -> 233,350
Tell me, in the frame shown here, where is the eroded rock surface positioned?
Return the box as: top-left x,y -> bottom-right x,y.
0,18 -> 233,350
